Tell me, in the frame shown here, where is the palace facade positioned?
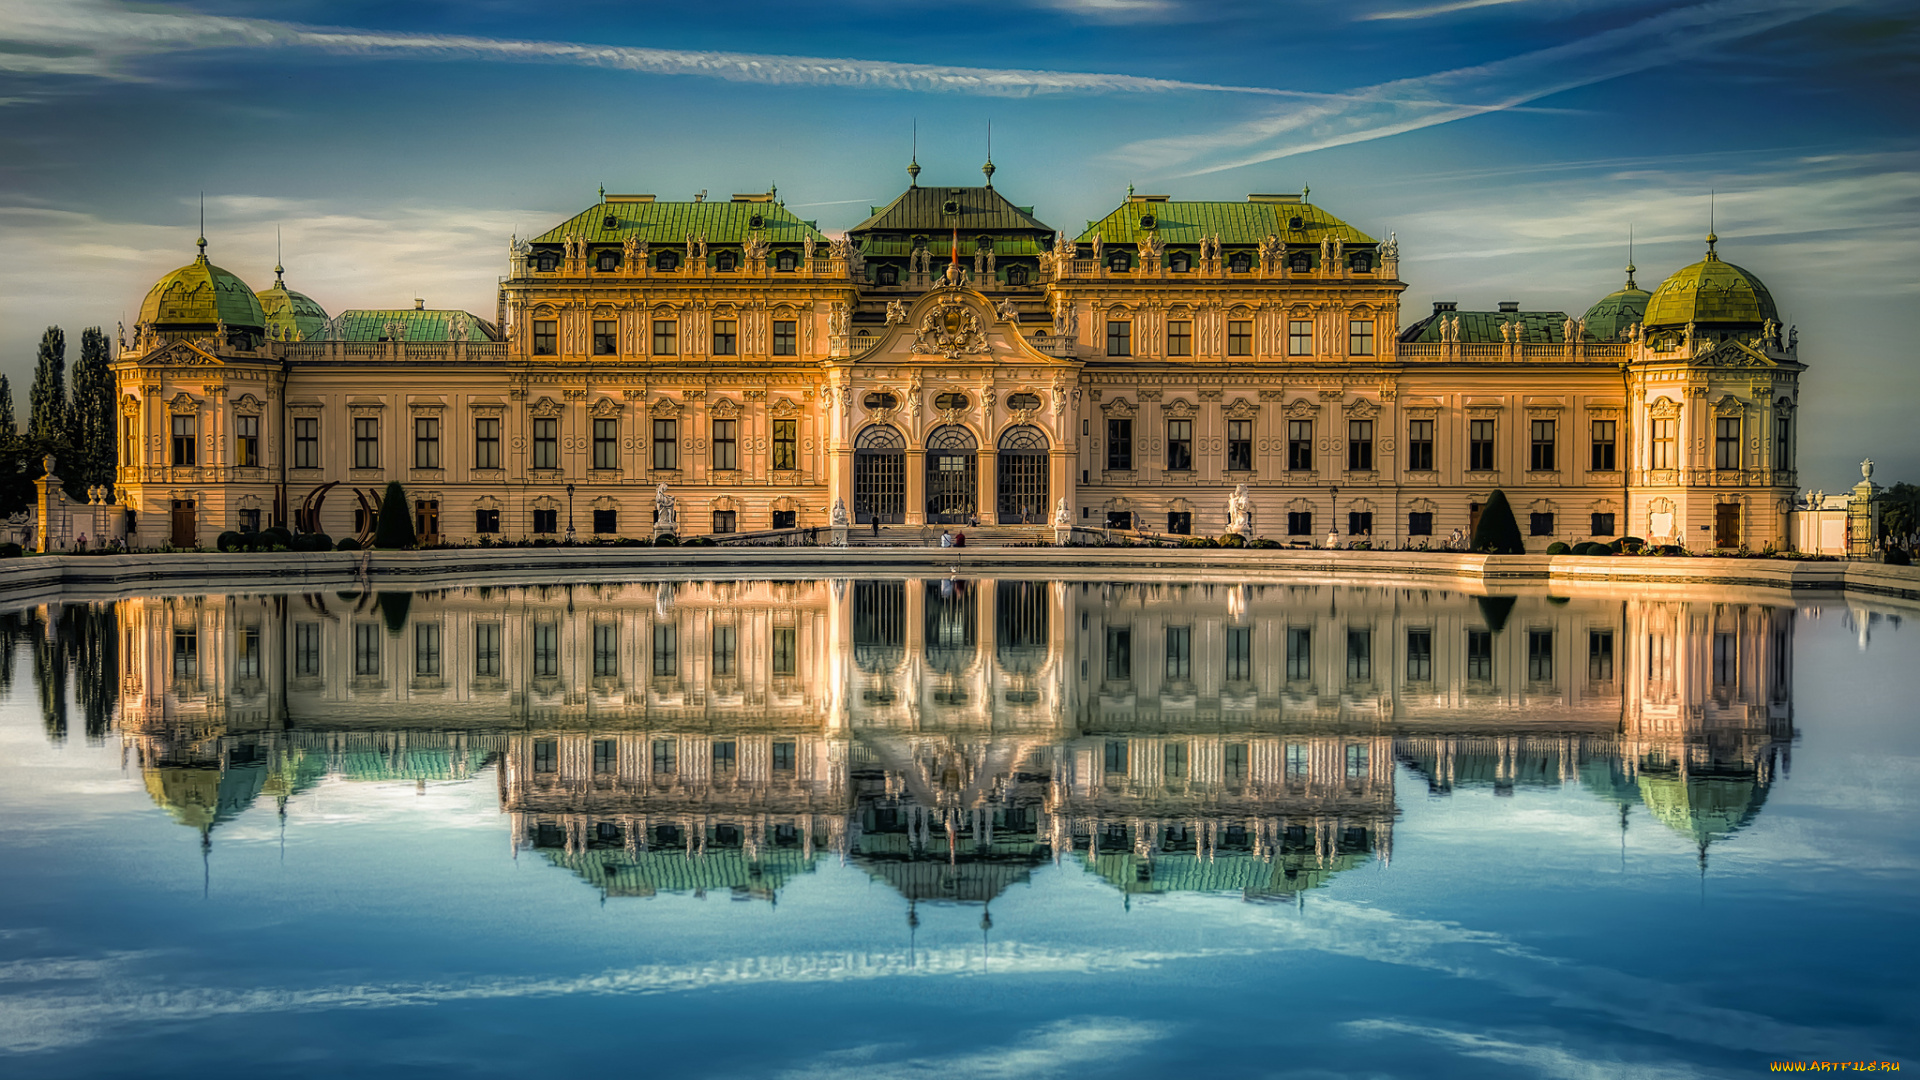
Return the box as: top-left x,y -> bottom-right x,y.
112,163 -> 1805,551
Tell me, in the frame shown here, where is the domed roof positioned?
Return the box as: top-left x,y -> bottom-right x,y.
1581,265 -> 1652,342
1643,234 -> 1778,328
256,264 -> 330,341
138,239 -> 266,332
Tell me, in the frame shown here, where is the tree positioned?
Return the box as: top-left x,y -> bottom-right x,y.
1882,482 -> 1919,547
66,327 -> 114,495
1469,489 -> 1526,554
28,326 -> 68,456
0,375 -> 29,515
373,481 -> 416,548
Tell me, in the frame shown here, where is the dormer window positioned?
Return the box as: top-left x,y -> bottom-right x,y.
716,250 -> 736,272
942,199 -> 960,215
1169,252 -> 1191,273
750,213 -> 764,229
1289,215 -> 1304,229
656,250 -> 679,271
1139,214 -> 1156,230
1107,251 -> 1132,273
1290,252 -> 1311,273
536,252 -> 557,273
775,251 -> 797,272
603,214 -> 618,230
1350,252 -> 1373,273
1229,252 -> 1252,273
598,251 -> 618,272
877,265 -> 899,286
1005,265 -> 1029,286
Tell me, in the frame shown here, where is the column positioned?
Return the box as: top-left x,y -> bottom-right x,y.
905,449 -> 926,527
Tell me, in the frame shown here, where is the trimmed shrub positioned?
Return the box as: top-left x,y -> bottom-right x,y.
378,592 -> 411,635
1886,546 -> 1911,566
654,533 -> 680,547
373,481 -> 416,549
683,535 -> 716,547
262,526 -> 294,549
1468,490 -> 1525,554
1248,538 -> 1281,549
335,537 -> 362,552
293,532 -> 332,552
216,531 -> 245,553
0,542 -> 21,559
1614,536 -> 1645,553
1218,533 -> 1247,549
1545,541 -> 1571,555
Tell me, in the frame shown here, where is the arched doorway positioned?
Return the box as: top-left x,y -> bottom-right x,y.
996,426 -> 1050,524
852,425 -> 905,524
925,425 -> 978,524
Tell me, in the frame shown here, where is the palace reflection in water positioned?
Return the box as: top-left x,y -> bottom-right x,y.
20,578 -> 1795,907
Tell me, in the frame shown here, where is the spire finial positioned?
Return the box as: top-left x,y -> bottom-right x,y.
982,120 -> 994,186
1705,190 -> 1718,258
598,183 -> 605,202
196,192 -> 206,257
275,225 -> 284,282
908,119 -> 920,187
1624,223 -> 1636,289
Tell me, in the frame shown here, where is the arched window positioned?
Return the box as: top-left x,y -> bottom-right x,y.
775,251 -> 797,272
1007,393 -> 1042,412
715,250 -> 736,272
934,391 -> 970,411
1169,252 -> 1191,273
1229,252 -> 1252,273
998,425 -> 1049,452
1005,265 -> 1028,286
927,425 -> 977,451
656,250 -> 679,271
1107,251 -> 1132,273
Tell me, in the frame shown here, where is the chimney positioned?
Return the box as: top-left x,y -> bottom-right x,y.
414,298 -> 425,310
1433,301 -> 1458,313
1498,301 -> 1519,313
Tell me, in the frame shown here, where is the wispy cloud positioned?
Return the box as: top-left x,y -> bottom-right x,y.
1117,0 -> 1856,175
1360,0 -> 1548,20
776,1017 -> 1171,1080
1346,1020 -> 1714,1080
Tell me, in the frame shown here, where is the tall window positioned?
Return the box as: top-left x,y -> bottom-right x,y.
1592,419 -> 1617,471
1104,627 -> 1131,681
1166,320 -> 1191,356
1288,511 -> 1312,536
352,416 -> 379,469
1774,415 -> 1791,472
294,622 -> 321,678
773,319 -> 796,356
473,623 -> 501,678
293,417 -> 318,469
1225,626 -> 1252,681
592,319 -> 617,356
414,623 -> 441,678
1406,628 -> 1432,681
1347,419 -> 1373,471
1164,626 -> 1192,681
353,623 -> 380,677
1106,320 -> 1131,356
593,624 -> 619,678
1715,417 -> 1741,470
532,623 -> 558,678
652,623 -> 677,677
1588,629 -> 1615,682
1348,318 -> 1375,355
531,417 -> 558,469
532,319 -> 556,355
1652,417 -> 1677,469
1226,419 -> 1252,472
712,319 -> 737,356
598,251 -> 617,273
1288,319 -> 1313,356
413,416 -> 440,469
1106,417 -> 1133,470
1467,629 -> 1493,681
1527,629 -> 1554,682
473,417 -> 500,469
1166,419 -> 1193,471
712,419 -> 737,470
1288,420 -> 1313,471
1228,320 -> 1252,356
1469,419 -> 1496,471
1530,418 -> 1556,471
234,414 -> 258,468
171,414 -> 196,465
772,626 -> 797,677
652,739 -> 676,775
652,319 -> 677,355
593,418 -> 618,470
772,419 -> 797,470
652,419 -> 678,470
712,625 -> 738,677
1286,627 -> 1312,680
1408,419 -> 1434,471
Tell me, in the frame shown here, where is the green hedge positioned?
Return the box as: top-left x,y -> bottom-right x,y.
1469,490 -> 1525,554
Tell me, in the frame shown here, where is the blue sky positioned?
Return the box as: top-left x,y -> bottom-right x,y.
0,0 -> 1914,485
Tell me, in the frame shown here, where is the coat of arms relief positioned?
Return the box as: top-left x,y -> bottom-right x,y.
912,300 -> 990,358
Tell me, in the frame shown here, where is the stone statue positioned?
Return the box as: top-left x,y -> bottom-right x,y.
1381,231 -> 1398,260
804,235 -> 816,262
1788,324 -> 1798,350
995,296 -> 1019,322
1226,483 -> 1254,537
117,322 -> 125,351
1575,317 -> 1587,342
1563,317 -> 1577,343
828,303 -> 849,337
40,454 -> 56,478
447,312 -> 471,343
1258,234 -> 1283,273
1058,237 -> 1077,262
743,234 -> 770,261
943,260 -> 965,288
1051,297 -> 1077,336
654,483 -> 678,531
1054,497 -> 1071,527
1320,235 -> 1333,264
885,300 -> 908,325
1138,233 -> 1164,262
1090,234 -> 1103,262
830,497 -> 849,526
1683,321 -> 1696,350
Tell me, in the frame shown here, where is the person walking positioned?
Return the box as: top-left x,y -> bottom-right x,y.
871,516 -> 880,539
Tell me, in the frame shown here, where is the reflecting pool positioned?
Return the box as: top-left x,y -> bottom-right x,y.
1,578 -> 1915,1077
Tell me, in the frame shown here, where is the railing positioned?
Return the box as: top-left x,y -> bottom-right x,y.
279,341 -> 512,362
713,527 -> 818,547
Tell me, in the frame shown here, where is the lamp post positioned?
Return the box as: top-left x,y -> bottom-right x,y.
565,483 -> 575,543
1329,484 -> 1340,545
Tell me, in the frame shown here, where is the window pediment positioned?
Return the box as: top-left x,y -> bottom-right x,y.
589,397 -> 623,418
529,396 -> 564,418
168,392 -> 198,413
1284,398 -> 1319,418
1101,397 -> 1136,419
770,397 -> 800,418
651,397 -> 683,417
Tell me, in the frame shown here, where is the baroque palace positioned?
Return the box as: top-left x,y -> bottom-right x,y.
113,160 -> 1804,550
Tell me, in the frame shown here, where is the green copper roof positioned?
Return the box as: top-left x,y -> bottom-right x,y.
539,844 -> 819,900
1084,848 -> 1369,898
1398,308 -> 1575,344
849,184 -> 1052,236
1643,237 -> 1778,327
139,252 -> 266,331
1637,767 -> 1768,848
1078,197 -> 1375,247
257,269 -> 331,342
1581,269 -> 1652,343
532,196 -> 826,247
330,308 -> 500,343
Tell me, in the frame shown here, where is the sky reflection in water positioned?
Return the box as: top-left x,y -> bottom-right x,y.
0,578 -> 1914,1078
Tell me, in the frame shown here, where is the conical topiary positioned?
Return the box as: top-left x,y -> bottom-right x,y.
1469,489 -> 1525,555
373,481 -> 416,549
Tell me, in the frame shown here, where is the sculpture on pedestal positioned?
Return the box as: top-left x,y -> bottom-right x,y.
653,483 -> 678,533
1226,483 -> 1254,537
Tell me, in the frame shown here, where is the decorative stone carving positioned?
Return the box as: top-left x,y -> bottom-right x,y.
654,483 -> 678,533
743,234 -> 770,261
912,299 -> 989,357
995,296 -> 1020,322
1258,234 -> 1284,273
886,300 -> 908,325
830,497 -> 849,526
1054,497 -> 1072,527
1051,297 -> 1078,336
1226,483 -> 1254,537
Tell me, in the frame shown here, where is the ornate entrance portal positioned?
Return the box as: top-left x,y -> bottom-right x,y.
925,425 -> 978,524
996,426 -> 1050,524
853,425 -> 906,524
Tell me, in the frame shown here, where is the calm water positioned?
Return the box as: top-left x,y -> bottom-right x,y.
0,578 -> 1914,1078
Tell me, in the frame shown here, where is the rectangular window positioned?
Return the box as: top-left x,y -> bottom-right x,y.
1407,419 -> 1434,471
1164,626 -> 1192,681
652,623 -> 677,677
1225,626 -> 1252,682
1716,417 -> 1741,470
1286,627 -> 1312,680
1288,511 -> 1312,536
1226,419 -> 1252,471
1106,320 -> 1131,356
1346,744 -> 1370,781
532,623 -> 558,677
1288,420 -> 1313,471
1348,318 -> 1375,355
593,739 -> 617,774
1774,415 -> 1790,472
1165,320 -> 1192,356
1104,627 -> 1131,681
1528,629 -> 1554,682
413,416 -> 440,469
293,417 -> 319,469
712,419 -> 737,470
712,625 -> 738,677
531,417 -> 558,469
592,319 -> 617,356
1591,512 -> 1615,536
592,623 -> 618,678
1653,417 -> 1677,469
1286,743 -> 1308,782
475,507 -> 499,534
652,739 -> 676,776
1164,742 -> 1189,781
1104,739 -> 1128,775
1347,419 -> 1373,471
652,419 -> 678,471
1588,629 -> 1615,682
353,623 -> 380,677
772,626 -> 797,677
712,741 -> 738,773
237,628 -> 261,680
1467,629 -> 1493,681
532,320 -> 556,355
1346,630 -> 1372,681
294,622 -> 321,678
1106,417 -> 1133,471
473,417 -> 500,469
172,629 -> 198,680
1407,628 -> 1433,681
414,623 -> 441,678
1288,319 -> 1313,356
712,509 -> 736,534
772,741 -> 796,772
533,739 -> 557,775
1530,512 -> 1555,536
1225,744 -> 1249,785
239,508 -> 260,533
652,319 -> 677,355
235,414 -> 259,468
1469,419 -> 1496,471
771,509 -> 796,529
772,319 -> 797,356
592,508 -> 616,534
1408,511 -> 1433,536
592,418 -> 618,470
352,416 -> 379,469
1227,319 -> 1252,356
1591,419 -> 1617,471
532,508 -> 557,534
473,623 -> 501,678
772,419 -> 798,470
1349,511 -> 1373,536
1166,419 -> 1193,471
712,319 -> 737,356
1530,418 -> 1556,471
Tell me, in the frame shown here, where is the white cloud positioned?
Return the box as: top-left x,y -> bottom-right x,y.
777,1017 -> 1170,1080
1346,1020 -> 1716,1079
1360,0 -> 1551,20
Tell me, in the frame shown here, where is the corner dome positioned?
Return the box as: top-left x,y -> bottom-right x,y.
256,265 -> 331,341
138,240 -> 267,333
1581,265 -> 1651,342
1643,234 -> 1778,328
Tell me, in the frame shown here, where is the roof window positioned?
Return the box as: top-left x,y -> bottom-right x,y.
603,215 -> 618,230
